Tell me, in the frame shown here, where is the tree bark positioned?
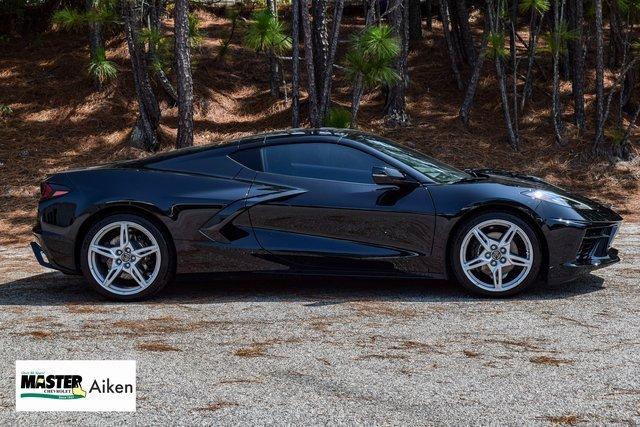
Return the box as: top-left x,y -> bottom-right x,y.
149,1 -> 178,105
520,9 -> 543,111
594,0 -> 605,151
318,0 -> 345,120
291,0 -> 301,127
385,0 -> 410,125
86,0 -> 103,91
453,0 -> 475,65
459,19 -> 489,125
312,0 -> 329,95
551,0 -> 566,145
350,0 -> 376,127
174,0 -> 194,148
409,0 -> 422,41
570,0 -> 585,130
266,0 -> 281,97
301,0 -> 320,126
122,0 -> 160,151
438,0 -> 463,89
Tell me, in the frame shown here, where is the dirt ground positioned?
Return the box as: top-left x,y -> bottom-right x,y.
1,9 -> 640,247
0,224 -> 639,424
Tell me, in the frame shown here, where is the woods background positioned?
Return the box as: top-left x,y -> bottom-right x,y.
1,0 -> 639,244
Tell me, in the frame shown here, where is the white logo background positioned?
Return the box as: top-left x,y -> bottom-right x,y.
16,360 -> 136,412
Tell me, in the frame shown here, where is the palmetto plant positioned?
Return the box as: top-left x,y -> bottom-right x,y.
344,24 -> 400,127
87,47 -> 117,84
325,107 -> 351,128
519,0 -> 550,14
485,32 -> 508,59
244,9 -> 291,54
345,25 -> 400,88
541,22 -> 578,56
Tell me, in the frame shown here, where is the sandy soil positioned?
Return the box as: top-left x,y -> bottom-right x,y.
0,224 -> 639,424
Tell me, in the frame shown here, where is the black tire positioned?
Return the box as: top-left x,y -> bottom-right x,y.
450,211 -> 542,297
80,213 -> 174,301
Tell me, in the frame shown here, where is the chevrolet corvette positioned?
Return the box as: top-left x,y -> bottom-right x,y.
32,129 -> 622,300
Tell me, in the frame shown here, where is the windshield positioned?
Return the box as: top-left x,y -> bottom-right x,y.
353,134 -> 471,184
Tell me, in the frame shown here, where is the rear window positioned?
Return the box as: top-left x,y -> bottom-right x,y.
229,148 -> 262,171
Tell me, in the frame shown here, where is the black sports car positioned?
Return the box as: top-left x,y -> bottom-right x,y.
32,129 -> 622,300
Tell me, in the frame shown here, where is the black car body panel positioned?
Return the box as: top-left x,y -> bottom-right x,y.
32,129 -> 622,286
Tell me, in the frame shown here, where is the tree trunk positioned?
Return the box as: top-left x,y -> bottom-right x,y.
86,0 -> 103,91
489,0 -> 518,148
318,0 -> 345,120
409,0 -> 422,41
301,0 -> 320,126
385,0 -> 410,125
551,0 -> 566,145
291,0 -> 301,127
266,0 -> 281,97
453,0 -> 475,65
351,0 -> 376,127
459,19 -> 489,125
149,1 -> 178,105
520,9 -> 543,111
594,0 -> 605,151
438,0 -> 463,89
122,0 -> 160,151
174,0 -> 194,148
571,0 -> 585,130
312,0 -> 329,96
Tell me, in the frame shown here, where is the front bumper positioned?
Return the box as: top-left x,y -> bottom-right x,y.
545,220 -> 621,284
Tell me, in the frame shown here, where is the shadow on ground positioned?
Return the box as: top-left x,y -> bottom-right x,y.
0,271 -> 606,307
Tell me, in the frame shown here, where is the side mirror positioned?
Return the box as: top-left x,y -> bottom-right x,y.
372,166 -> 414,186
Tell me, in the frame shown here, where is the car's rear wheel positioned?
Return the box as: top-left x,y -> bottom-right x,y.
80,214 -> 174,300
451,212 -> 542,297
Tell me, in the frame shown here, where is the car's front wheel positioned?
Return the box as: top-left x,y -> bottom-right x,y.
451,212 -> 542,297
80,214 -> 174,300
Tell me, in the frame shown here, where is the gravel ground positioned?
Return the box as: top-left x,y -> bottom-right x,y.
0,224 -> 639,425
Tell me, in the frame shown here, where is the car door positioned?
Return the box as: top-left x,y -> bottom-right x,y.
231,139 -> 437,275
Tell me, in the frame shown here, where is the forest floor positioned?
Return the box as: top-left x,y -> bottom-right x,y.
1,8 -> 639,246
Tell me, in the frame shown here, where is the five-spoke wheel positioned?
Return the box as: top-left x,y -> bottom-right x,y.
451,212 -> 541,296
80,214 -> 174,300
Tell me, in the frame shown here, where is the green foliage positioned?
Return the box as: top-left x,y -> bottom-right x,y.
617,0 -> 640,14
519,0 -> 550,14
52,7 -> 85,30
244,9 -> 291,54
485,32 -> 508,59
88,47 -> 117,83
541,23 -> 578,56
0,104 -> 13,117
218,6 -> 241,60
344,25 -> 400,88
325,107 -> 351,128
188,13 -> 204,48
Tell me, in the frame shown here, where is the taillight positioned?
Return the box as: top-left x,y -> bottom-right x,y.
40,182 -> 69,202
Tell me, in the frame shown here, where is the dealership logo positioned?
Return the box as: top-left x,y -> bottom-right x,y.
16,360 -> 136,411
20,373 -> 87,399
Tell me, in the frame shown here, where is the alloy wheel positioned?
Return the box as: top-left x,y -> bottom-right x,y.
459,219 -> 534,292
87,221 -> 161,296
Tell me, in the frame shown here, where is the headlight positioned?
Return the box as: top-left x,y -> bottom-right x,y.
522,189 -> 593,210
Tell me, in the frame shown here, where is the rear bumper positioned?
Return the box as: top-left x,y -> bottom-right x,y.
32,225 -> 79,275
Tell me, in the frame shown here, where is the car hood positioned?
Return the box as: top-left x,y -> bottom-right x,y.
468,168 -> 621,221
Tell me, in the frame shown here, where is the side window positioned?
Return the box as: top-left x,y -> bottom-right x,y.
261,143 -> 388,184
229,148 -> 263,171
